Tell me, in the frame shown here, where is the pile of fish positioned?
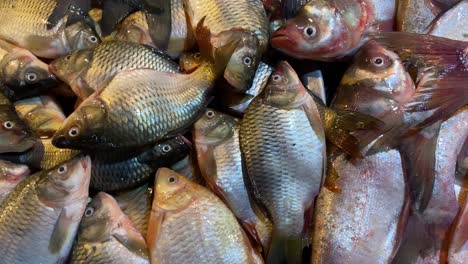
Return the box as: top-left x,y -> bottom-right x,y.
0,0 -> 466,263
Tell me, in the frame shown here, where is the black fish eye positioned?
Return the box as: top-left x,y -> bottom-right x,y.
243,56 -> 252,66
3,121 -> 14,129
168,176 -> 177,183
162,145 -> 172,153
84,207 -> 94,217
272,74 -> 282,82
25,72 -> 38,82
373,57 -> 384,66
194,53 -> 201,59
303,26 -> 316,38
206,110 -> 215,118
57,165 -> 67,174
68,127 -> 79,137
88,36 -> 98,43
65,55 -> 72,60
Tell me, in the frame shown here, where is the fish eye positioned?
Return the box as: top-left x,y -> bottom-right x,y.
3,121 -> 14,129
243,56 -> 253,66
272,74 -> 282,82
168,176 -> 177,184
206,110 -> 215,118
65,55 -> 72,61
57,165 -> 67,174
84,207 -> 94,217
194,53 -> 201,59
162,144 -> 172,153
373,57 -> 384,66
303,26 -> 317,38
25,72 -> 38,83
68,127 -> 79,137
88,36 -> 98,43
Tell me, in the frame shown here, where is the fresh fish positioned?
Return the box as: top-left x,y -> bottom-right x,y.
0,155 -> 91,264
193,109 -> 272,252
115,11 -> 154,47
0,40 -> 58,101
14,96 -> 66,137
240,61 -> 381,263
147,168 -> 263,264
312,150 -> 408,264
51,37 -> 237,150
0,93 -> 36,153
397,0 -> 445,34
184,0 -> 269,91
271,0 -> 396,60
0,160 -> 29,204
170,154 -> 205,185
115,184 -> 152,237
89,136 -> 191,192
448,189 -> 468,263
49,41 -> 181,100
71,192 -> 149,264
428,0 -> 468,41
0,0 -> 100,58
179,51 -> 203,71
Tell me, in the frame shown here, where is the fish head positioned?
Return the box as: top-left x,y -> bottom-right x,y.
271,1 -> 346,60
0,160 -> 29,184
36,155 -> 91,206
0,106 -> 36,153
64,20 -> 101,53
52,98 -> 108,149
0,49 -> 58,96
49,48 -> 93,86
138,136 -> 192,165
223,33 -> 261,91
261,61 -> 308,108
154,168 -> 194,211
193,109 -> 237,145
179,52 -> 204,72
333,41 -> 415,116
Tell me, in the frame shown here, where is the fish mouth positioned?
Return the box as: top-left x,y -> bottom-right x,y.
271,28 -> 291,48
52,135 -> 71,148
80,155 -> 91,170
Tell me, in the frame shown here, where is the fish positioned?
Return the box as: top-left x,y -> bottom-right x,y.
170,154 -> 205,185
49,41 -> 181,100
0,160 -> 29,204
115,184 -> 152,237
396,0 -> 446,34
98,0 -> 144,36
114,11 -> 155,47
147,168 -> 263,264
0,155 -> 91,264
193,109 -> 273,253
89,135 -> 191,192
71,192 -> 149,264
239,61 -> 382,263
0,0 -> 100,58
428,0 -> 468,41
0,93 -> 36,153
448,188 -> 468,263
0,138 -> 80,170
51,34 -> 237,150
0,40 -> 58,101
271,0 -> 396,61
14,96 -> 66,137
184,0 -> 269,91
312,149 -> 408,264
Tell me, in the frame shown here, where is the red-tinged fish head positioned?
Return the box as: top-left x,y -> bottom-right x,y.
154,168 -> 194,211
0,107 -> 36,153
179,52 -> 204,72
193,109 -> 237,146
261,61 -> 308,108
271,2 -> 348,60
49,48 -> 93,87
37,155 -> 91,207
52,98 -> 108,150
333,41 -> 415,117
0,160 -> 29,184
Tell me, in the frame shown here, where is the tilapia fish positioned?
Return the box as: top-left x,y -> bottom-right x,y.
0,138 -> 80,170
115,184 -> 152,237
147,168 -> 263,264
0,155 -> 91,264
0,160 -> 29,203
89,136 -> 191,192
312,150 -> 408,264
0,40 -> 58,101
0,0 -> 100,58
50,41 -> 181,99
14,95 -> 66,137
71,192 -> 149,264
271,0 -> 396,60
193,109 -> 272,252
184,0 -> 269,91
0,93 -> 36,153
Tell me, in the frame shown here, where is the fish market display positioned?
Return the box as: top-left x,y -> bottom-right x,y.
0,1 -> 465,263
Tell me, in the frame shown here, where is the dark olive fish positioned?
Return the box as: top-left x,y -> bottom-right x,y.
115,184 -> 152,237
0,160 -> 29,204
89,136 -> 191,192
0,155 -> 91,264
71,192 -> 149,264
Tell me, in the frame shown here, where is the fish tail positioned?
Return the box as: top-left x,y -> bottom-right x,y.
266,233 -> 307,264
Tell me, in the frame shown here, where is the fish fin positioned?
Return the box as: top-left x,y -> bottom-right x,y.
323,162 -> 341,193
48,0 -> 92,29
112,218 -> 149,259
48,208 -> 74,254
100,0 -> 143,36
400,122 -> 441,213
145,0 -> 172,50
242,221 -> 264,255
267,233 -> 308,264
194,16 -> 214,60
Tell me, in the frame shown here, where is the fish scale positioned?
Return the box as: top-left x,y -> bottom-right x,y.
72,241 -> 147,264
115,185 -> 151,236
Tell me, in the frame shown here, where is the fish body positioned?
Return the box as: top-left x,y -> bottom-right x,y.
312,150 -> 407,264
0,0 -> 100,58
271,0 -> 396,60
115,184 -> 152,237
50,41 -> 180,99
0,160 -> 29,203
397,0 -> 443,33
71,192 -> 149,264
0,155 -> 91,264
193,109 -> 272,252
147,168 -> 263,264
448,189 -> 468,263
428,0 -> 468,41
115,11 -> 154,47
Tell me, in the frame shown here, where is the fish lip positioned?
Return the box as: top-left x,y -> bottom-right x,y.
80,155 -> 91,170
52,135 -> 71,148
